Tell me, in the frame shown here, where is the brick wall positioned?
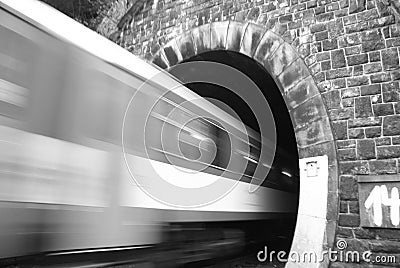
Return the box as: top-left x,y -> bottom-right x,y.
99,0 -> 400,266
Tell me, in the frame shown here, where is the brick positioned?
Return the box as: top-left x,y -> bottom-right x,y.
355,96 -> 373,118
316,51 -> 330,61
386,37 -> 400,48
370,240 -> 400,253
339,214 -> 360,227
356,8 -> 379,21
392,71 -> 400,81
343,14 -> 357,25
383,115 -> 400,136
279,14 -> 293,23
315,31 -> 329,41
322,90 -> 341,109
364,62 -> 382,74
374,229 -> 400,240
347,76 -> 369,87
342,98 -> 354,107
370,73 -> 391,83
393,136 -> 400,145
373,103 -> 394,116
327,18 -> 345,38
360,29 -> 385,52
337,140 -> 356,149
345,45 -> 361,55
382,48 -> 400,71
369,15 -> 395,28
371,95 -> 382,104
331,49 -> 346,68
340,175 -> 358,200
342,87 -> 360,98
332,78 -> 346,89
322,38 -> 338,51
337,227 -> 353,238
326,67 -> 352,79
357,139 -> 375,159
347,53 -> 368,66
329,108 -> 354,120
349,117 -> 381,128
353,65 -> 363,76
341,161 -> 369,174
332,120 -> 348,140
339,201 -> 348,213
360,84 -> 381,95
377,146 -> 400,159
321,60 -> 331,70
349,0 -> 366,14
369,160 -> 397,174
349,128 -> 365,138
382,82 -> 400,103
339,148 -> 357,161
346,21 -> 368,33
349,201 -> 359,213
353,228 -> 376,239
310,23 -> 326,33
369,51 -> 381,62
376,137 -> 391,146
316,12 -> 334,22
247,7 -> 261,21
389,25 -> 400,39
365,127 -> 381,138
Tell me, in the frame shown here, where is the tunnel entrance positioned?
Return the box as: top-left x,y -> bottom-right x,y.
170,50 -> 300,257
152,22 -> 340,267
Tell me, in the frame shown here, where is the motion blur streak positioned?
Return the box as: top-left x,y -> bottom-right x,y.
0,0 -> 299,265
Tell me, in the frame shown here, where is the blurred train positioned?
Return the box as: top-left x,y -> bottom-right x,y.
0,0 -> 299,265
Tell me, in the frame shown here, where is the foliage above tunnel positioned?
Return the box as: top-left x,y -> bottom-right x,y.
39,0 -> 114,30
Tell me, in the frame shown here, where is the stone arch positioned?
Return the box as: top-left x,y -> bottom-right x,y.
150,21 -> 339,268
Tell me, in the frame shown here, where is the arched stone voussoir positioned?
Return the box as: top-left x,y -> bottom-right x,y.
239,23 -> 266,58
253,30 -> 283,63
192,24 -> 211,55
226,21 -> 248,52
285,76 -> 320,110
292,95 -> 328,131
162,39 -> 183,67
277,58 -> 310,92
295,116 -> 334,149
210,21 -> 230,50
151,51 -> 169,69
176,32 -> 196,61
264,42 -> 299,77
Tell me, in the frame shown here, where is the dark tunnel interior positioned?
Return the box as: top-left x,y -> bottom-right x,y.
170,50 -> 301,256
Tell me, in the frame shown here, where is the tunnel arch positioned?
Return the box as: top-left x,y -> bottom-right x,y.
150,21 -> 339,268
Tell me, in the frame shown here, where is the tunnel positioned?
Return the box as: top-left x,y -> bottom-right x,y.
168,50 -> 300,259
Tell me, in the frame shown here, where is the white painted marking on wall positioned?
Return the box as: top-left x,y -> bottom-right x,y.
364,185 -> 400,227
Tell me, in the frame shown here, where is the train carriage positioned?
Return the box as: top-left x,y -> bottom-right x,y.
0,0 -> 298,264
